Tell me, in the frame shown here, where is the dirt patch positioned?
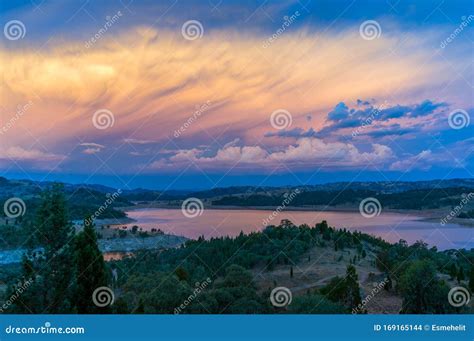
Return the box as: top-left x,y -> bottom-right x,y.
253,241 -> 403,314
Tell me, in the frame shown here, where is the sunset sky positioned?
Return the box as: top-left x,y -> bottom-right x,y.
1,0 -> 473,189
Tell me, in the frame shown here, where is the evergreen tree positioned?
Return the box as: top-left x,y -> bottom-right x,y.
384,274 -> 392,291
344,265 -> 362,310
35,184 -> 73,253
399,260 -> 454,313
457,266 -> 465,283
469,266 -> 474,293
38,185 -> 75,312
448,263 -> 457,279
12,185 -> 75,313
175,267 -> 189,282
320,265 -> 362,311
73,219 -> 109,313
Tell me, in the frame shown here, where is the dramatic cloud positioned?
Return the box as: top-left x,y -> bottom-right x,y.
0,147 -> 64,170
264,128 -> 318,138
148,137 -> 394,171
0,21 -> 471,177
319,100 -> 448,138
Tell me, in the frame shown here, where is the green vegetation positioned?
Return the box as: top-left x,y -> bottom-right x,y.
73,220 -> 109,313
398,260 -> 453,313
3,185 -> 111,313
458,210 -> 474,219
320,265 -> 362,312
0,179 -> 130,223
212,187 -> 473,210
1,185 -> 473,314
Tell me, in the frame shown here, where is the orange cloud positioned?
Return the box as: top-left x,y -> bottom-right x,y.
0,27 -> 468,169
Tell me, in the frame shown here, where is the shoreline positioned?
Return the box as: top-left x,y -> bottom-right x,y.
118,203 -> 474,228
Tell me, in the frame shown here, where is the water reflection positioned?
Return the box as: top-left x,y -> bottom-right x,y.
120,208 -> 474,251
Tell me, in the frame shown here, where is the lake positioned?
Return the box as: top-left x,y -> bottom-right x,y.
120,208 -> 474,251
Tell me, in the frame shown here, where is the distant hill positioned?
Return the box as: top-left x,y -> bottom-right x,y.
0,177 -> 131,220
1,177 -> 473,213
300,178 -> 474,193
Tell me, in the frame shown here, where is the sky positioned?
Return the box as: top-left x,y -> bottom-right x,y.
0,0 -> 473,190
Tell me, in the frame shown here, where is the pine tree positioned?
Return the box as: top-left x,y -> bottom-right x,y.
73,219 -> 109,313
469,266 -> 474,293
13,184 -> 75,313
457,266 -> 465,283
344,265 -> 362,310
449,263 -> 457,279
175,267 -> 189,281
35,184 -> 73,254
384,274 -> 392,291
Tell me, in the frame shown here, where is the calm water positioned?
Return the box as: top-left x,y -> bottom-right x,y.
121,208 -> 474,251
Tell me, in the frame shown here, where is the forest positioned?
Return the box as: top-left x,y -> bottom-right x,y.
1,185 -> 473,314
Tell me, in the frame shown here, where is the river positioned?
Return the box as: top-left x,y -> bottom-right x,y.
119,208 -> 474,251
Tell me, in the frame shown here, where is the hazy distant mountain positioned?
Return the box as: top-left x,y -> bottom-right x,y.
298,178 -> 474,194
2,177 -> 473,201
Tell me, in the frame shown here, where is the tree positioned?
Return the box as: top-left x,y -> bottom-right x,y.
320,276 -> 346,303
384,274 -> 392,291
457,266 -> 465,283
398,260 -> 454,314
73,219 -> 109,313
13,185 -> 75,313
344,265 -> 362,310
35,184 -> 73,254
289,293 -> 347,314
448,263 -> 457,280
469,266 -> 474,293
38,185 -> 75,312
320,265 -> 362,311
175,267 -> 189,282
214,265 -> 264,313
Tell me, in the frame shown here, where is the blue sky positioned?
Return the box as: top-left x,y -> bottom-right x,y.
1,0 -> 473,189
